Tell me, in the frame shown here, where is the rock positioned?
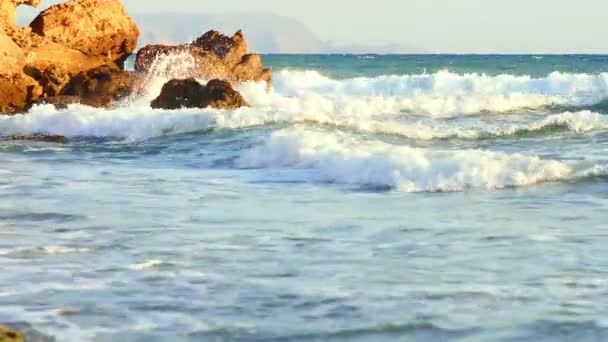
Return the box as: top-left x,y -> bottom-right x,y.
0,325 -> 24,342
232,54 -> 272,85
135,30 -> 272,85
29,0 -> 139,66
201,79 -> 249,109
5,134 -> 67,143
135,45 -> 230,80
151,78 -> 248,110
192,30 -> 247,67
0,74 -> 43,114
38,64 -> 71,96
63,64 -> 139,102
0,322 -> 54,342
0,0 -> 142,114
151,78 -> 205,110
6,25 -> 118,74
0,0 -> 40,30
0,26 -> 25,75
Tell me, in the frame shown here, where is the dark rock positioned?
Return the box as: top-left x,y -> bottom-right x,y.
39,64 -> 71,96
0,324 -> 24,342
201,79 -> 250,109
151,78 -> 248,110
150,78 -> 205,110
5,134 -> 68,143
191,30 -> 247,66
63,65 -> 139,104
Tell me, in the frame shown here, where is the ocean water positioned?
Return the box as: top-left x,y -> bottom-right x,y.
2,54 -> 608,341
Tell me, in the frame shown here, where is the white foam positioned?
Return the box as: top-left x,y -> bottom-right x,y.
2,60 -> 608,139
269,69 -> 608,116
40,246 -> 91,255
128,259 -> 163,270
236,128 -> 602,192
273,69 -> 608,98
1,101 -> 604,142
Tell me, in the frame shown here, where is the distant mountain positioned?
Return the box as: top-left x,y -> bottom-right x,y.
133,12 -> 326,54
18,10 -> 420,54
132,12 -> 422,54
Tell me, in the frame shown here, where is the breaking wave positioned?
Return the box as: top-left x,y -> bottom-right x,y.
236,128 -> 607,192
1,103 -> 604,141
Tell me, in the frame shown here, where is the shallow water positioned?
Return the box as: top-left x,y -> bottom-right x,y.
1,55 -> 608,341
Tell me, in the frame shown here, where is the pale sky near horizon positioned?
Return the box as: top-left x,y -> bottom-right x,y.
19,0 -> 608,53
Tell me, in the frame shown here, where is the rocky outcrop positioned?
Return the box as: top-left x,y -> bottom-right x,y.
29,0 -> 139,66
136,30 -> 272,85
0,0 -> 139,114
12,29 -> 117,73
151,78 -> 249,110
0,1 -> 266,115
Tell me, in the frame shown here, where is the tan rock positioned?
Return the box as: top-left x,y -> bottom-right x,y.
232,54 -> 272,84
135,30 -> 272,85
0,26 -> 25,75
0,325 -> 24,342
7,25 -> 118,74
30,0 -> 139,66
0,73 -> 42,114
192,30 -> 247,67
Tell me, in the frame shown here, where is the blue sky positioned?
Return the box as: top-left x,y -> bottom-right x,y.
19,0 -> 608,53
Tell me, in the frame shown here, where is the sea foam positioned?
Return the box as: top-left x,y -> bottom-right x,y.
236,128 -> 603,192
2,66 -> 608,139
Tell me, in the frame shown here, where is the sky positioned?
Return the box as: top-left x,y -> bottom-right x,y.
18,0 -> 608,53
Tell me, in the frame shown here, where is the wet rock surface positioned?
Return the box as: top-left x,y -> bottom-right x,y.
151,78 -> 249,110
136,30 -> 272,85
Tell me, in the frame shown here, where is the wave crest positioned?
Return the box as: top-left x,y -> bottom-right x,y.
236,128 -> 604,192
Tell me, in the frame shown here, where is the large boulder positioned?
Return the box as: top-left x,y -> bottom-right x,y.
136,30 -> 272,85
0,0 -> 142,113
29,0 -> 139,67
151,78 -> 248,110
7,25 -> 118,74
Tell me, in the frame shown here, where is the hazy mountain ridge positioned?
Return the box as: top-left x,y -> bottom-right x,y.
132,12 -> 420,54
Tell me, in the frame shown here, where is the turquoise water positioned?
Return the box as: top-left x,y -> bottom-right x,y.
1,55 -> 608,341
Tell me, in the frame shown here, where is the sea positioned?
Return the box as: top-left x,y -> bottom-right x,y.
1,54 -> 608,341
